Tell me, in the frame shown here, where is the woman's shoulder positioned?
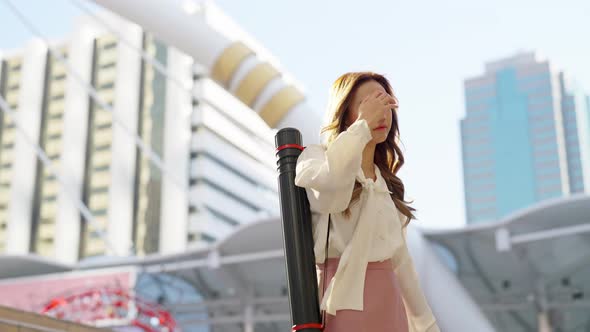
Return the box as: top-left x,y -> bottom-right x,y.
298,143 -> 327,160
304,143 -> 327,152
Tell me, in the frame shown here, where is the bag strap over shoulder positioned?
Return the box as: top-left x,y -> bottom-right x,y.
320,213 -> 332,329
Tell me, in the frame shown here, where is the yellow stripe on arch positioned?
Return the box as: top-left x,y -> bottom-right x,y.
211,42 -> 253,87
258,86 -> 305,128
234,62 -> 280,107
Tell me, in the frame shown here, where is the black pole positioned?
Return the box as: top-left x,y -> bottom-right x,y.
275,128 -> 322,332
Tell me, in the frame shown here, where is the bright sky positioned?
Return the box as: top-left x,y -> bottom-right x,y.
1,0 -> 589,230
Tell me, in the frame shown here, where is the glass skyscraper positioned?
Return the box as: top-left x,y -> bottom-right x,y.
461,52 -> 590,224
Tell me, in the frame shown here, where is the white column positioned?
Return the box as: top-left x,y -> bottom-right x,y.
244,301 -> 254,332
535,280 -> 553,332
5,39 -> 47,254
243,285 -> 255,332
106,17 -> 143,257
537,312 -> 553,332
159,47 -> 192,253
54,21 -> 100,264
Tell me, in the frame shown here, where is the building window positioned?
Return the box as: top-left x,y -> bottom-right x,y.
98,82 -> 115,90
92,208 -> 108,216
99,62 -> 116,70
103,42 -> 117,50
50,93 -> 65,101
201,233 -> 216,243
52,73 -> 66,81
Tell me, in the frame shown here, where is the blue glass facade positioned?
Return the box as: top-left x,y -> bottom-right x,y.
461,53 -> 589,224
491,68 -> 537,217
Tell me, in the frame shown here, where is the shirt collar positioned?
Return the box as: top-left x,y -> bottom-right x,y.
356,164 -> 392,194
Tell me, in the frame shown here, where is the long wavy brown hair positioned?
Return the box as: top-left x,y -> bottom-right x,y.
321,72 -> 415,228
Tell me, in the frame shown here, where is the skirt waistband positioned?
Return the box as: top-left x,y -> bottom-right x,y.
316,257 -> 393,271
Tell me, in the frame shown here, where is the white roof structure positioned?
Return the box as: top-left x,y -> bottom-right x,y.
0,255 -> 71,279
424,193 -> 590,331
1,215 -> 497,331
0,218 -> 290,331
17,187 -> 588,331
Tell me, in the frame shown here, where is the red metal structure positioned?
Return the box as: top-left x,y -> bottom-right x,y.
41,287 -> 178,332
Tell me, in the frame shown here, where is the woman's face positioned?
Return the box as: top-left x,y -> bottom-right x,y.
345,80 -> 393,144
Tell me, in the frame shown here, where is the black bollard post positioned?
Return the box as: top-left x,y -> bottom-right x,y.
275,128 -> 322,332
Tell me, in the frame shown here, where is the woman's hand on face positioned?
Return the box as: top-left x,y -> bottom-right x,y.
355,90 -> 397,130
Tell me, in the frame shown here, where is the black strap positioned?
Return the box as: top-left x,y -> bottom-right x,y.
325,214 -> 332,265
320,213 -> 331,329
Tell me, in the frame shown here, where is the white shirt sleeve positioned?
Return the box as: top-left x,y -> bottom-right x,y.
394,212 -> 440,332
294,119 -> 373,213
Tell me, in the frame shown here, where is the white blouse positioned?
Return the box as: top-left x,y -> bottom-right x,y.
294,118 -> 440,332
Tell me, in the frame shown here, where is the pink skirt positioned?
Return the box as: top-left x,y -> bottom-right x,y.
316,257 -> 409,332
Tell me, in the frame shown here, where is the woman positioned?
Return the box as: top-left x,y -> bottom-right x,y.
294,72 -> 440,331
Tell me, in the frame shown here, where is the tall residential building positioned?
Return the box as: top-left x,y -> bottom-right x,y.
0,10 -> 280,263
0,54 -> 24,254
460,52 -> 590,224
